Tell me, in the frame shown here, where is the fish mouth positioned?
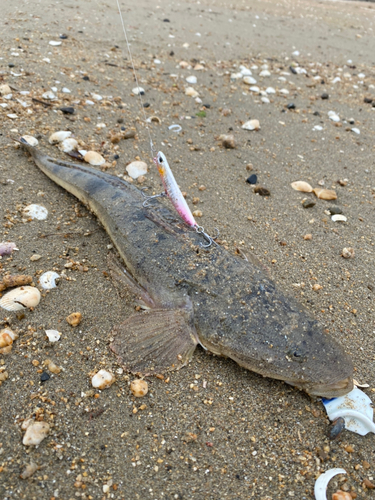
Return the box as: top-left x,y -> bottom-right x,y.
289,375 -> 353,399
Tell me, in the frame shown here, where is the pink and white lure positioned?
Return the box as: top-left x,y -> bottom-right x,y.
152,151 -> 217,247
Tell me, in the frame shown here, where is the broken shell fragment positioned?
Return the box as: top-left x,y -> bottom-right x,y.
20,462 -> 38,479
49,131 -> 72,144
126,161 -> 148,179
0,370 -> 8,384
58,138 -> 78,153
242,119 -> 260,131
91,369 -> 115,389
39,271 -> 60,290
42,90 -> 56,100
45,330 -> 61,342
84,151 -> 106,166
0,286 -> 41,311
23,204 -> 48,220
332,214 -> 347,222
22,421 -> 50,446
185,87 -> 199,98
313,188 -> 337,201
0,328 -> 19,354
0,242 -> 18,256
341,247 -> 354,259
130,379 -> 148,397
66,312 -> 82,327
218,134 -> 236,149
291,181 -> 313,193
21,135 -> 38,147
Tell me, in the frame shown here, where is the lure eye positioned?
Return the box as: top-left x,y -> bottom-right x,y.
158,156 -> 163,163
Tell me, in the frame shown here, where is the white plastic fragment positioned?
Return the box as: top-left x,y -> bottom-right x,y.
23,204 -> 48,220
45,330 -> 61,342
39,271 -> 60,290
168,124 -> 182,132
314,468 -> 346,500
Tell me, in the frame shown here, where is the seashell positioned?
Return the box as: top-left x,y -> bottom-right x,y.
179,61 -> 189,69
240,67 -> 252,76
45,330 -> 61,342
194,64 -> 204,71
185,87 -> 199,98
91,369 -> 115,389
66,312 -> 82,327
341,247 -> 354,259
0,84 -> 11,96
46,360 -> 61,374
39,271 -> 60,289
243,76 -> 257,85
132,87 -> 145,95
0,327 -> 19,353
58,138 -> 78,153
23,204 -> 48,220
261,97 -> 270,104
249,86 -> 260,93
0,242 -> 18,256
291,181 -> 313,193
146,116 -> 161,124
49,131 -> 72,144
42,90 -> 56,100
84,151 -> 105,166
230,72 -> 243,80
313,188 -> 337,201
266,87 -> 276,94
351,128 -> 360,135
218,134 -> 236,149
314,468 -> 346,500
62,87 -> 70,93
23,421 -> 50,446
279,88 -> 289,94
7,114 -> 17,119
91,93 -> 102,100
130,379 -> 148,397
332,214 -> 347,222
126,161 -> 148,179
186,75 -> 197,84
0,286 -> 41,311
259,70 -> 271,77
313,125 -> 323,131
21,135 -> 38,147
328,110 -> 340,122
49,40 -> 62,46
242,119 -> 260,131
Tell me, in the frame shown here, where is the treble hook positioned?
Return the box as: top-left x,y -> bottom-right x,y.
141,188 -> 166,208
195,226 -> 220,248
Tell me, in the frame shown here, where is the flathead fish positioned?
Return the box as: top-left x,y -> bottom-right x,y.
17,139 -> 353,398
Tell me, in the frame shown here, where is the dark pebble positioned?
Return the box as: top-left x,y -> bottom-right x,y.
113,154 -> 120,160
82,76 -> 90,81
328,206 -> 342,215
329,417 -> 345,440
203,103 -> 211,109
59,107 -> 75,114
163,18 -> 170,22
121,126 -> 126,131
169,51 -> 174,56
364,97 -> 373,104
59,34 -> 68,39
246,174 -> 257,185
117,118 -> 124,124
372,102 -> 375,108
302,199 -> 316,209
321,93 -> 329,100
313,111 -> 321,116
289,66 -> 297,74
143,102 -> 150,108
40,372 -> 50,383
287,103 -> 296,110
8,63 -> 15,68
254,186 -> 270,196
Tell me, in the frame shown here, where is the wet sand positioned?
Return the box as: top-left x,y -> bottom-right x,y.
0,0 -> 374,498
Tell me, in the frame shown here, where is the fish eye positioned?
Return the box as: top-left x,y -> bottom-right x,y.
159,156 -> 163,163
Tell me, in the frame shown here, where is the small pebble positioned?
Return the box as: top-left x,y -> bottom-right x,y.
287,103 -> 296,109
321,93 -> 329,99
22,421 -> 50,446
66,312 -> 82,327
291,181 -> 313,193
126,161 -> 148,179
185,87 -> 199,98
40,372 -> 50,383
303,234 -> 312,240
332,491 -> 352,500
243,76 -> 257,85
329,206 -> 342,215
46,360 -> 61,374
0,84 -> 11,96
341,247 -> 355,259
302,199 -> 316,208
218,134 -> 235,149
254,186 -> 270,196
363,97 -> 373,104
130,379 -> 148,397
91,369 -> 115,390
246,174 -> 257,185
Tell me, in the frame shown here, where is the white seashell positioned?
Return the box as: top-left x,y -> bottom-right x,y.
313,125 -> 323,131
249,86 -> 260,93
96,122 -> 106,129
23,204 -> 48,220
132,87 -> 145,95
292,50 -> 300,56
314,468 -> 346,500
186,75 -> 197,84
154,59 -> 161,64
331,214 -> 347,222
266,87 -> 276,94
58,138 -> 78,153
45,330 -> 61,342
21,135 -> 38,146
0,328 -> 18,348
242,119 -> 260,131
42,90 -> 56,100
78,149 -> 88,156
291,181 -> 313,193
23,421 -> 50,446
230,72 -> 243,80
49,131 -> 72,144
328,111 -> 340,122
259,70 -> 271,77
49,40 -> 62,46
332,76 -> 341,84
261,97 -> 270,104
51,86 -> 58,92
62,87 -> 71,93
295,67 -> 307,75
358,72 -> 365,79
240,68 -> 252,77
351,128 -> 360,135
91,369 -> 115,389
193,63 -> 204,71
126,161 -> 148,179
0,242 -> 18,256
85,99 -> 94,105
279,88 -> 289,95
0,286 -> 41,311
43,57 -> 51,63
185,87 -> 199,98
195,97 -> 202,104
243,76 -> 257,85
7,114 -> 17,119
84,151 -> 106,166
179,61 -> 189,69
0,84 -> 11,96
91,93 -> 102,101
39,271 -> 60,289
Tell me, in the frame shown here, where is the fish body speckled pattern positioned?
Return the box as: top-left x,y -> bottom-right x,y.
18,139 -> 353,398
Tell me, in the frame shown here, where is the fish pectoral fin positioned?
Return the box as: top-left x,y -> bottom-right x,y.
110,308 -> 199,376
107,253 -> 157,308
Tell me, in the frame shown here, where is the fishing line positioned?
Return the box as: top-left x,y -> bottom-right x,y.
115,0 -> 155,157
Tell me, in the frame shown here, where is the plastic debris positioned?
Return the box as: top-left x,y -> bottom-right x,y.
168,124 -> 182,133
314,468 -> 347,500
